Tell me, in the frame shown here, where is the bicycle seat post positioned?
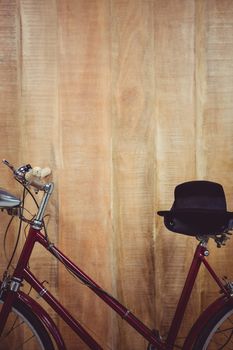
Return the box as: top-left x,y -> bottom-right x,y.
32,182 -> 54,230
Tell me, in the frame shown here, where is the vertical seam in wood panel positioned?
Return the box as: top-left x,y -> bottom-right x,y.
195,0 -> 206,180
56,0 -> 62,332
109,0 -> 119,348
154,0 -> 162,332
16,0 -> 23,156
16,0 -> 23,100
53,0 -> 59,326
56,0 -> 64,170
151,0 -> 157,332
194,0 -> 206,313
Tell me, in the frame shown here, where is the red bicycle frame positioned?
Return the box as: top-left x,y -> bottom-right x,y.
0,224 -> 232,350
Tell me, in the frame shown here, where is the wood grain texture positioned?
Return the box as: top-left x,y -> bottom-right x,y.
0,0 -> 233,349
198,0 -> 233,310
0,0 -> 20,179
58,1 -> 113,348
16,0 -> 60,329
111,1 -> 155,348
154,0 -> 199,339
0,0 -> 21,283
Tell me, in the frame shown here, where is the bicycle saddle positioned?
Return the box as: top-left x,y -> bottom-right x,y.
0,188 -> 21,208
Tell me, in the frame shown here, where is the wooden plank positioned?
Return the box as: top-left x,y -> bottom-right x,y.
154,0 -> 199,342
199,0 -> 233,309
0,0 -> 20,276
16,0 -> 59,331
0,1 -> 59,348
0,2 -> 35,347
111,1 -> 155,348
58,1 -> 113,348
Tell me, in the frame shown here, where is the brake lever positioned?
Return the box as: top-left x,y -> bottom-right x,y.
15,164 -> 32,176
2,159 -> 16,172
2,159 -> 32,182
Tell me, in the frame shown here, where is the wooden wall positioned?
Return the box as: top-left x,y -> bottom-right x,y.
0,0 -> 233,349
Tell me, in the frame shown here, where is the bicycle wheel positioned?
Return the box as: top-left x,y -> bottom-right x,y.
193,304 -> 233,349
0,297 -> 55,350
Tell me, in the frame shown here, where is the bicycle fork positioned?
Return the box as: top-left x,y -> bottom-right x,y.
0,274 -> 22,335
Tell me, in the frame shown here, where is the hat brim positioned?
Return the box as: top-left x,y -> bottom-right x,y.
157,209 -> 233,217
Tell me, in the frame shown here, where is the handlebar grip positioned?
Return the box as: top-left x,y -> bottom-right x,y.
28,178 -> 46,191
2,160 -> 52,191
25,167 -> 52,191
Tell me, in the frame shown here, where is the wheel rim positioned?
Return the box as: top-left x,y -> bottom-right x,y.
203,309 -> 233,349
0,301 -> 45,350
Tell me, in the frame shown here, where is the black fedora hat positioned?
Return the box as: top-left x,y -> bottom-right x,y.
157,181 -> 233,236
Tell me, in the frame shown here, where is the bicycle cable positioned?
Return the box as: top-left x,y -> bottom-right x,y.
4,186 -> 27,271
2,175 -> 116,349
48,244 -> 116,299
16,179 -> 50,238
3,182 -> 49,271
3,215 -> 14,266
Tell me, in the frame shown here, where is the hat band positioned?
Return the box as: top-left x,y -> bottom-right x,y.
173,196 -> 227,211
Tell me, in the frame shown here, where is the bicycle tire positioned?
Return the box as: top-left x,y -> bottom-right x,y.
0,297 -> 55,350
193,303 -> 233,349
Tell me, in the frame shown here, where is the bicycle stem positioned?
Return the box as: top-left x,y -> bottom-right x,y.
32,182 -> 54,229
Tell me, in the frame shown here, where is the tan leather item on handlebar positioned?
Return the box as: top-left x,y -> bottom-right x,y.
25,167 -> 52,190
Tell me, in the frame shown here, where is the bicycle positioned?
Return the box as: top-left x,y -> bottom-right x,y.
0,160 -> 233,349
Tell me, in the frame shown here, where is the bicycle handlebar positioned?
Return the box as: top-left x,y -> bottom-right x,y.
25,167 -> 51,191
2,159 -> 52,191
